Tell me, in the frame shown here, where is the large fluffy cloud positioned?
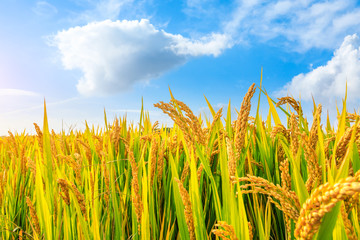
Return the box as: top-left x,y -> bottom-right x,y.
52,19 -> 231,96
280,34 -> 360,104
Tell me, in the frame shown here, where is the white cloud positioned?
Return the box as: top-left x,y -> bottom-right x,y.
279,34 -> 360,105
52,19 -> 231,96
0,89 -> 39,97
170,33 -> 232,57
225,0 -> 360,51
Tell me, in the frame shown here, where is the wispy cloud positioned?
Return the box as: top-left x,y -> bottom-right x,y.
109,109 -> 143,113
278,34 -> 360,107
2,97 -> 80,115
224,0 -> 360,51
184,0 -> 218,18
0,89 -> 39,97
32,1 -> 58,17
73,0 -> 134,23
186,0 -> 207,9
51,19 -> 232,96
108,108 -> 163,115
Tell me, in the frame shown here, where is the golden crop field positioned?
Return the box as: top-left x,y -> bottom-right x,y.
1,83 -> 360,240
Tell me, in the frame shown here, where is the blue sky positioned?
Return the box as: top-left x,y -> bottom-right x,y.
0,0 -> 360,135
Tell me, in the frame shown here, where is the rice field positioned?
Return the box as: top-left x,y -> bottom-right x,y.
1,82 -> 360,240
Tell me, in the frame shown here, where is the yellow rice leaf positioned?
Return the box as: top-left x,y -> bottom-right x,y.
265,92 -> 281,126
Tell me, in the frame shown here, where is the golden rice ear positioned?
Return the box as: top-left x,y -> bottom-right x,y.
308,104 -> 322,149
156,141 -> 166,185
26,197 -> 41,237
175,178 -> 196,240
120,137 -> 143,233
149,136 -> 159,187
226,137 -> 236,180
212,221 -> 238,240
276,96 -> 302,116
33,123 -> 43,150
302,133 -> 322,193
57,178 -> 70,205
341,205 -> 357,240
289,113 -> 300,157
70,182 -> 87,221
234,83 -> 256,158
172,99 -> 206,145
280,158 -> 291,191
295,173 -> 360,240
235,175 -> 301,221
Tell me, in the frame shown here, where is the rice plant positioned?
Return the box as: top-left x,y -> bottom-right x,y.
0,81 -> 360,240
